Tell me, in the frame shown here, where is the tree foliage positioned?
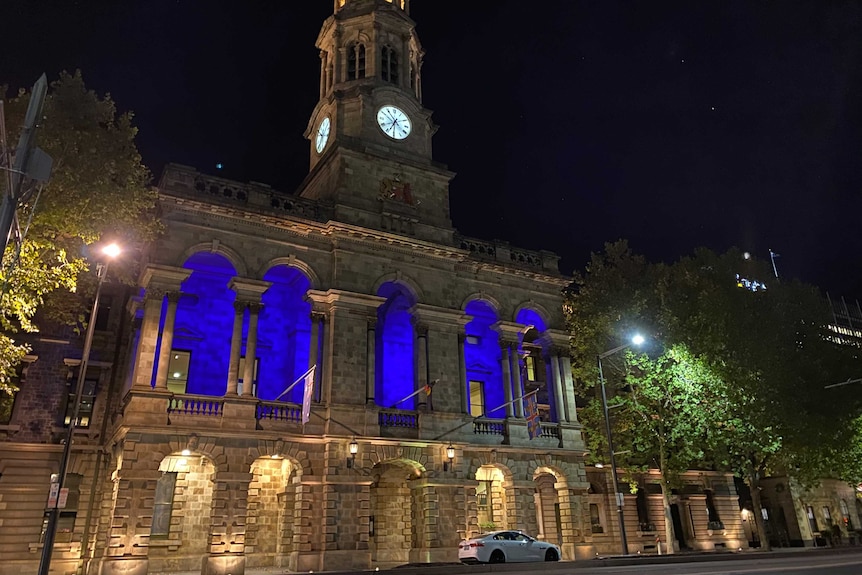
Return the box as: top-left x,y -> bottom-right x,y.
566,240 -> 862,550
0,71 -> 158,392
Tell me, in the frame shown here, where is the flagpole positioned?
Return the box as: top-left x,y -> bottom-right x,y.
390,380 -> 437,409
274,365 -> 316,402
482,388 -> 538,417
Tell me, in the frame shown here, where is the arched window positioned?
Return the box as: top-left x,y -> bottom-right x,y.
375,282 -> 416,408
174,252 -> 238,396
257,266 -> 313,402
381,45 -> 399,84
464,300 -> 502,418
347,43 -> 366,80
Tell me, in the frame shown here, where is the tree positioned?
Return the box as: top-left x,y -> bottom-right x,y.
568,242 -> 727,552
0,71 -> 158,393
566,241 -> 862,551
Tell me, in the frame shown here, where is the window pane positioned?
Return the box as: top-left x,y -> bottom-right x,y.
167,350 -> 191,394
469,381 -> 484,417
65,379 -> 98,427
590,503 -> 603,533
525,356 -> 536,381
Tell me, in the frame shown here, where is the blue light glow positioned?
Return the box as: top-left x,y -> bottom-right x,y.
175,252 -> 238,395
376,282 -> 416,409
464,300 -> 502,418
257,266 -> 312,401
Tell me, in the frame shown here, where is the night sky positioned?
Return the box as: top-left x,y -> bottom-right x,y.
4,1 -> 862,296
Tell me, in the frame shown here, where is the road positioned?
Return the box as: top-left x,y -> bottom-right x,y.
473,551 -> 862,575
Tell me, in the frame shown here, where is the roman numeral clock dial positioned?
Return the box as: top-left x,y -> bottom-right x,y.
376,105 -> 411,140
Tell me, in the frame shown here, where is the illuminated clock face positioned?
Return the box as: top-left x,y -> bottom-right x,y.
376,105 -> 411,140
315,117 -> 331,153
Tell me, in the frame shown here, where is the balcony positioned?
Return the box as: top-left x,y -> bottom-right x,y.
122,390 -> 582,450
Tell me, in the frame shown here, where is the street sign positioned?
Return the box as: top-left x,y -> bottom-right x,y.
47,483 -> 59,507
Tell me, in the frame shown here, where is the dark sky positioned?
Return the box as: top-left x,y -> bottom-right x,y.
4,1 -> 862,296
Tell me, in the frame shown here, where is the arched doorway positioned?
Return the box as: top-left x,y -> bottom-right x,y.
534,473 -> 562,544
475,465 -> 511,532
370,460 -> 422,567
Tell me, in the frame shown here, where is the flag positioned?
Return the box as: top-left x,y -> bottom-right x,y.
301,365 -> 316,424
524,392 -> 541,440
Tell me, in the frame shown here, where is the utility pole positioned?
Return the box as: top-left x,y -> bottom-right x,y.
0,74 -> 53,259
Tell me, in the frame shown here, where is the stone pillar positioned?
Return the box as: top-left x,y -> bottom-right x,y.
458,333 -> 468,414
401,34 -> 410,90
550,354 -> 567,423
227,278 -> 271,397
409,482 -> 441,563
512,481 -> 539,536
204,472 -> 253,575
319,50 -> 327,97
98,460 -> 162,575
241,303 -> 263,396
130,266 -> 192,391
510,348 -> 525,419
310,312 -> 325,402
226,300 -> 246,397
289,481 -> 320,572
130,288 -> 164,390
500,342 -> 514,418
366,319 -> 376,404
417,325 -> 428,410
153,291 -> 181,391
560,356 -> 578,422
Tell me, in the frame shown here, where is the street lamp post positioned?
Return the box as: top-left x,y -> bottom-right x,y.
597,334 -> 644,556
38,243 -> 120,575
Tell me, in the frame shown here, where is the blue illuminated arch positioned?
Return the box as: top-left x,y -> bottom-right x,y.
515,307 -> 548,334
515,306 -> 561,422
375,282 -> 416,409
174,252 -> 238,395
464,300 -> 503,418
257,266 -> 312,402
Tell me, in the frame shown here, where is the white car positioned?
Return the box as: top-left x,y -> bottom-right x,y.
458,530 -> 561,563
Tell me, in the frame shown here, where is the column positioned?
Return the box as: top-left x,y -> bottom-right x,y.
242,303 -> 263,396
310,312 -> 324,402
226,301 -> 245,396
366,319 -> 376,404
319,50 -> 327,97
131,288 -> 165,390
500,342 -> 514,418
550,354 -> 566,423
458,333 -> 468,414
153,291 -> 181,391
417,326 -> 428,410
510,348 -> 525,419
560,356 -> 578,422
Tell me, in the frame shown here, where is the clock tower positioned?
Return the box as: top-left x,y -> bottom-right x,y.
299,0 -> 455,244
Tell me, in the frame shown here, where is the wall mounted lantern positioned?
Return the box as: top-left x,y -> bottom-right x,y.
347,438 -> 359,468
443,444 -> 455,471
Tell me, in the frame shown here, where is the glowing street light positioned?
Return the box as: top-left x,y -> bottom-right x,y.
38,243 -> 121,575
598,333 -> 645,556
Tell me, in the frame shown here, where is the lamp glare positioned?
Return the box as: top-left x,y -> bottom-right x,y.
631,334 -> 645,346
102,243 -> 122,258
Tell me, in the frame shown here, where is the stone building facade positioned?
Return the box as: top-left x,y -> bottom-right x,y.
0,2 -> 746,574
